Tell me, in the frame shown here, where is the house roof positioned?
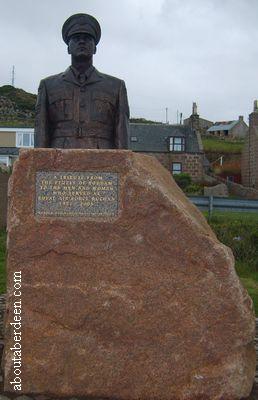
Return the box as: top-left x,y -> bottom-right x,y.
0,147 -> 19,155
184,116 -> 213,125
207,120 -> 238,132
129,123 -> 202,153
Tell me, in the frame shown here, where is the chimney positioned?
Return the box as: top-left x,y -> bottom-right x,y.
190,102 -> 199,129
192,102 -> 198,115
250,101 -> 258,128
238,116 -> 244,122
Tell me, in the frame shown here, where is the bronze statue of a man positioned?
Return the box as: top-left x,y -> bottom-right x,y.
35,13 -> 129,149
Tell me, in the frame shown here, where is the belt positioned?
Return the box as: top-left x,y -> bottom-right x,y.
53,127 -> 114,139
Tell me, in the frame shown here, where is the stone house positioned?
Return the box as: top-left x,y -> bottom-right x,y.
0,127 -> 34,166
184,102 -> 213,134
207,116 -> 248,138
242,101 -> 258,189
129,123 -> 204,182
0,123 -> 204,182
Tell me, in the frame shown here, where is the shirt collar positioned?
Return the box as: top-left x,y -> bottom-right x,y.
70,65 -> 95,81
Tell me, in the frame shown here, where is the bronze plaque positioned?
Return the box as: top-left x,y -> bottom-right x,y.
36,172 -> 118,217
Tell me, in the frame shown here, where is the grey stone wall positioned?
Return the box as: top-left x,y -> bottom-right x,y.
206,173 -> 258,199
242,112 -> 258,189
231,120 -> 248,138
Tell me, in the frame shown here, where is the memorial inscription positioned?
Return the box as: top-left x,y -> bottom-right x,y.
36,172 -> 118,217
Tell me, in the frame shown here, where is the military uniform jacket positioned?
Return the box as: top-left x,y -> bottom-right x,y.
35,67 -> 129,149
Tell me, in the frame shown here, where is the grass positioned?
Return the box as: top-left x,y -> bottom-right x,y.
207,210 -> 258,223
206,211 -> 258,315
202,135 -> 244,153
236,263 -> 258,314
0,120 -> 34,128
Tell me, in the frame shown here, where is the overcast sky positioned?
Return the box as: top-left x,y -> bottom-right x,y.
0,0 -> 258,124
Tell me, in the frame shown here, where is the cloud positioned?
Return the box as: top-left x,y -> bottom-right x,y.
0,0 -> 257,123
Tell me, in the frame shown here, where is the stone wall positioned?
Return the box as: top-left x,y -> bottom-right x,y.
242,110 -> 258,189
231,120 -> 248,138
175,153 -> 204,181
142,152 -> 204,182
0,172 -> 10,229
205,173 -> 258,199
242,133 -> 251,187
227,180 -> 258,199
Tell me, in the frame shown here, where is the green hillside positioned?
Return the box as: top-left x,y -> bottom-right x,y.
0,119 -> 34,128
202,135 -> 244,155
0,85 -> 36,112
0,85 -> 36,128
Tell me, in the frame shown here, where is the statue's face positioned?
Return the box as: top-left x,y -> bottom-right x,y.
68,33 -> 96,58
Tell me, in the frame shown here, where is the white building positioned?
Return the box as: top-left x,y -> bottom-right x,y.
0,127 -> 34,166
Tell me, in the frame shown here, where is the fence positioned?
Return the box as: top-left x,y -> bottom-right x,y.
188,196 -> 258,217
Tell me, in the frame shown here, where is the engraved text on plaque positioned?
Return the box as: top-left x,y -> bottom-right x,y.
36,172 -> 118,217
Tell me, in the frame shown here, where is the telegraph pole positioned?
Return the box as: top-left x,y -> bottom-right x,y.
11,66 -> 15,87
165,107 -> 168,124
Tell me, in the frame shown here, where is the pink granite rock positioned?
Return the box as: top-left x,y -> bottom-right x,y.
4,149 -> 256,399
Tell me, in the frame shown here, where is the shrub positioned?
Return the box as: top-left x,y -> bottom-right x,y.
185,183 -> 203,195
0,165 -> 12,174
173,173 -> 192,190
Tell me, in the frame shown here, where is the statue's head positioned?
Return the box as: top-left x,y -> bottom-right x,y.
62,14 -> 101,59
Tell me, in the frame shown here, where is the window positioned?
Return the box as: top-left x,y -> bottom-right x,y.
130,136 -> 138,142
23,133 -> 30,146
172,163 -> 182,175
169,137 -> 185,152
16,132 -> 34,148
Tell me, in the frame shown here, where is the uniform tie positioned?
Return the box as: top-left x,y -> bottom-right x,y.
78,73 -> 86,84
